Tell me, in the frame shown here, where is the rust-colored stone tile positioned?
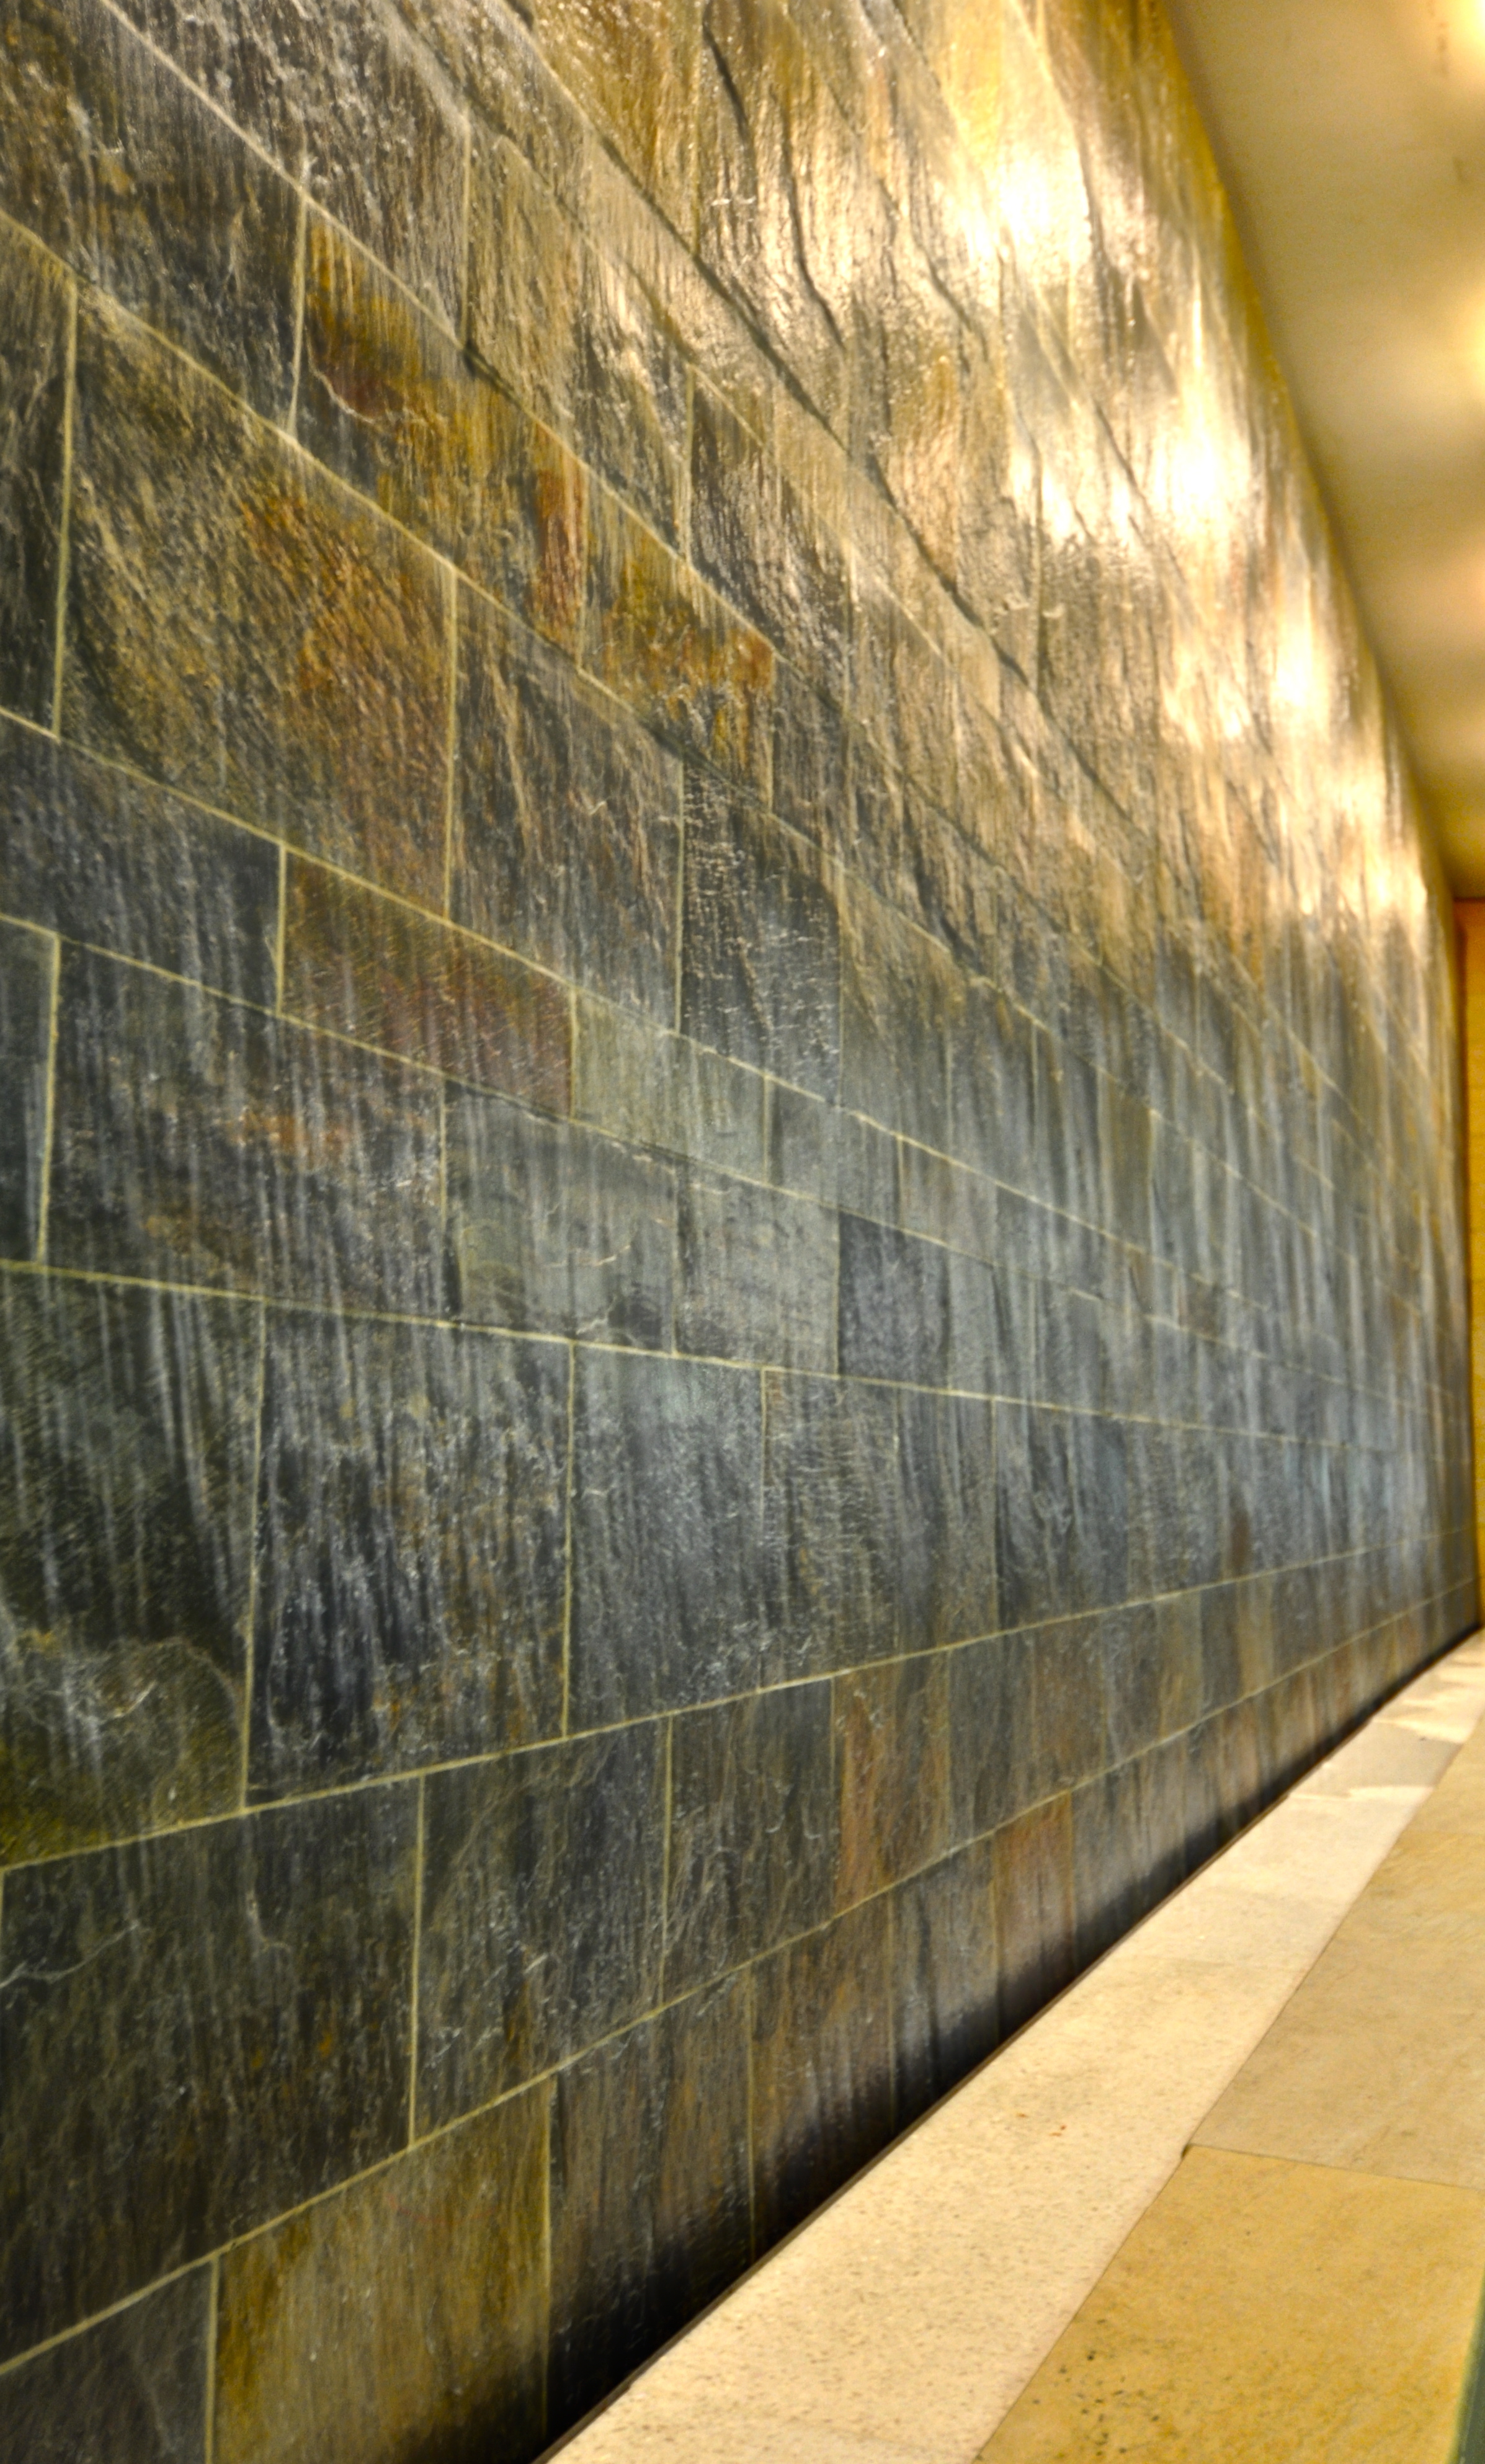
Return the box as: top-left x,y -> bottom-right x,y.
282,858 -> 571,1113
836,1652 -> 953,1907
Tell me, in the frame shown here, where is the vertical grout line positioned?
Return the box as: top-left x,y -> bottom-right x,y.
442,567 -> 459,919
33,933 -> 62,1265
284,190 -> 308,436
237,1302 -> 270,1808
202,2252 -> 220,2464
406,1772 -> 427,2146
49,280 -> 78,737
560,1341 -> 576,1736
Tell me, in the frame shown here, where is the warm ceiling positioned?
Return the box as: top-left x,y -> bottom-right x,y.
1162,0 -> 1485,892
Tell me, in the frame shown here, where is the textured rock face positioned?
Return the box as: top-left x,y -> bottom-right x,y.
0,0 -> 1473,2455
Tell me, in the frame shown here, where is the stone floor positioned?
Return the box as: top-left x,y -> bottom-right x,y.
553,1634 -> 1485,2463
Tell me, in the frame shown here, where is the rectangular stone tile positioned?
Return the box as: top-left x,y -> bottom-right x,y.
839,874 -> 960,1149
112,0 -> 467,326
548,1980 -> 751,2440
416,1726 -> 664,2129
0,1274 -> 259,1862
994,1793 -> 1077,2037
572,992 -> 767,1182
453,584 -> 681,1022
65,297 -> 451,906
282,858 -> 570,1111
297,218 -> 587,654
0,918 -> 53,1261
677,1170 -> 836,1370
1069,1736 -> 1193,1968
0,1786 -> 417,2357
770,658 -> 849,855
468,133 -> 687,546
0,220 -> 69,727
750,1895 -> 894,2249
249,1314 -> 568,1797
890,1837 -> 1000,2131
766,1079 -> 898,1222
836,1652 -> 952,1905
664,1681 -> 836,1998
995,1403 -> 1128,1629
0,2267 -> 210,2464
0,716 -> 279,1003
215,2092 -> 547,2464
978,2150 -> 1485,2464
761,1372 -> 903,1681
689,379 -> 850,704
681,773 -> 841,1100
896,1388 -> 999,1653
582,489 -> 774,795
525,0 -> 699,235
838,1213 -> 950,1387
447,1090 -> 676,1350
48,948 -> 444,1310
0,0 -> 298,419
568,1350 -> 767,1725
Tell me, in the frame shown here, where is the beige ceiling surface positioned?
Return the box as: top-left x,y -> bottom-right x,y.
1162,0 -> 1485,891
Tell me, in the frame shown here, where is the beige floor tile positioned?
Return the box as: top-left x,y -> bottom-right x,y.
976,2148 -> 1485,2464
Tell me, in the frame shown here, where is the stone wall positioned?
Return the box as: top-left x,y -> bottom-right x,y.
0,0 -> 1473,2455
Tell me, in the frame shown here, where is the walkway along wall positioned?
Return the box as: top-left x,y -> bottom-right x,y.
0,0 -> 1473,2455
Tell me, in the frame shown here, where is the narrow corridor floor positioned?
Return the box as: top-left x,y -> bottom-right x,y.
553,1635 -> 1485,2464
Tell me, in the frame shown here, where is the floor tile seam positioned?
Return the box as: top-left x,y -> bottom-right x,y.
1175,2140 -> 1485,2210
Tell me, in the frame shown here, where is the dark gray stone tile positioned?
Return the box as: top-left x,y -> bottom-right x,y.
995,1404 -> 1127,1628
249,1315 -> 568,1795
447,1090 -> 675,1350
681,773 -> 841,1102
213,2093 -> 547,2464
453,586 -> 681,1023
890,1838 -> 999,2130
569,1351 -> 767,1725
677,1170 -> 836,1370
664,1683 -> 836,1997
48,948 -> 444,1311
0,918 -> 53,1261
548,1981 -> 751,2439
750,1895 -> 893,2248
572,993 -> 769,1184
0,2269 -> 210,2464
836,1652 -> 952,1904
0,716 -> 279,1003
993,1793 -> 1076,2036
0,221 -> 68,727
838,1214 -> 950,1387
896,1389 -> 999,1652
417,1727 -> 665,2128
839,876 -> 960,1149
767,1080 -> 898,1221
0,1787 -> 416,2357
761,1372 -> 903,1679
0,1274 -> 259,1861
66,299 -> 451,907
0,0 -> 298,419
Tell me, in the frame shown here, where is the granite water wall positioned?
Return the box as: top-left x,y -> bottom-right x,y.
0,0 -> 1474,2455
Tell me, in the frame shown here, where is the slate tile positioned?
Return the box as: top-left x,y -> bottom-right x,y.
572,994 -> 767,1182
993,1792 -> 1076,2035
297,219 -> 587,654
0,0 -> 298,419
0,919 -> 53,1262
0,1786 -> 417,2357
838,1214 -> 950,1386
898,1140 -> 996,1262
896,1389 -> 999,1652
0,1274 -> 259,1862
0,220 -> 68,727
839,876 -> 960,1149
282,858 -> 571,1112
947,1632 -> 1038,1841
569,1350 -> 767,1725
527,0 -> 700,234
249,1315 -> 568,1796
689,380 -> 850,704
453,585 -> 680,1022
890,1838 -> 999,2129
447,1090 -> 675,1350
583,489 -> 774,794
681,773 -> 841,1100
762,1372 -> 903,1680
48,948 -> 445,1310
417,1727 -> 664,2128
995,1403 -> 1128,1627
0,716 -> 279,1002
112,0 -> 467,326
750,1895 -> 893,2248
1069,1740 -> 1189,1968
66,298 -> 451,906
214,2093 -> 547,2464
677,1170 -> 836,1369
468,133 -> 687,546
548,1980 -> 751,2439
770,659 -> 849,854
836,1652 -> 952,1905
0,2268 -> 210,2464
664,1682 -> 836,1996
767,1080 -> 898,1221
